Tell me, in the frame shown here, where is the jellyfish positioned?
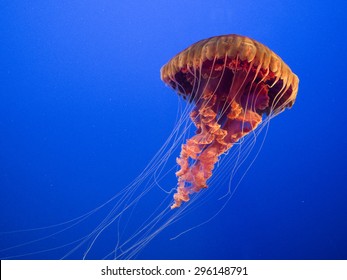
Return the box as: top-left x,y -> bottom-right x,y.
1,34 -> 299,260
161,34 -> 299,208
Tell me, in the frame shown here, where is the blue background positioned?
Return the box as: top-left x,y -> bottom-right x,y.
0,0 -> 346,259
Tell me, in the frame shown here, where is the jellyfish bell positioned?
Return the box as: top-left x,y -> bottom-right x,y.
161,34 -> 299,209
1,34 -> 298,260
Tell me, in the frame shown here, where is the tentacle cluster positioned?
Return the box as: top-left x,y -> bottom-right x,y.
171,89 -> 263,209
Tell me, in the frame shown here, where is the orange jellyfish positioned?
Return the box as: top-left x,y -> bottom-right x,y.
161,34 -> 299,209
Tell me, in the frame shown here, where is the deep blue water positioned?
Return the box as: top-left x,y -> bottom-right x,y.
1,1 -> 346,260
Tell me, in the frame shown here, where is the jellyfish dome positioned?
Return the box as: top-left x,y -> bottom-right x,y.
161,34 -> 299,208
